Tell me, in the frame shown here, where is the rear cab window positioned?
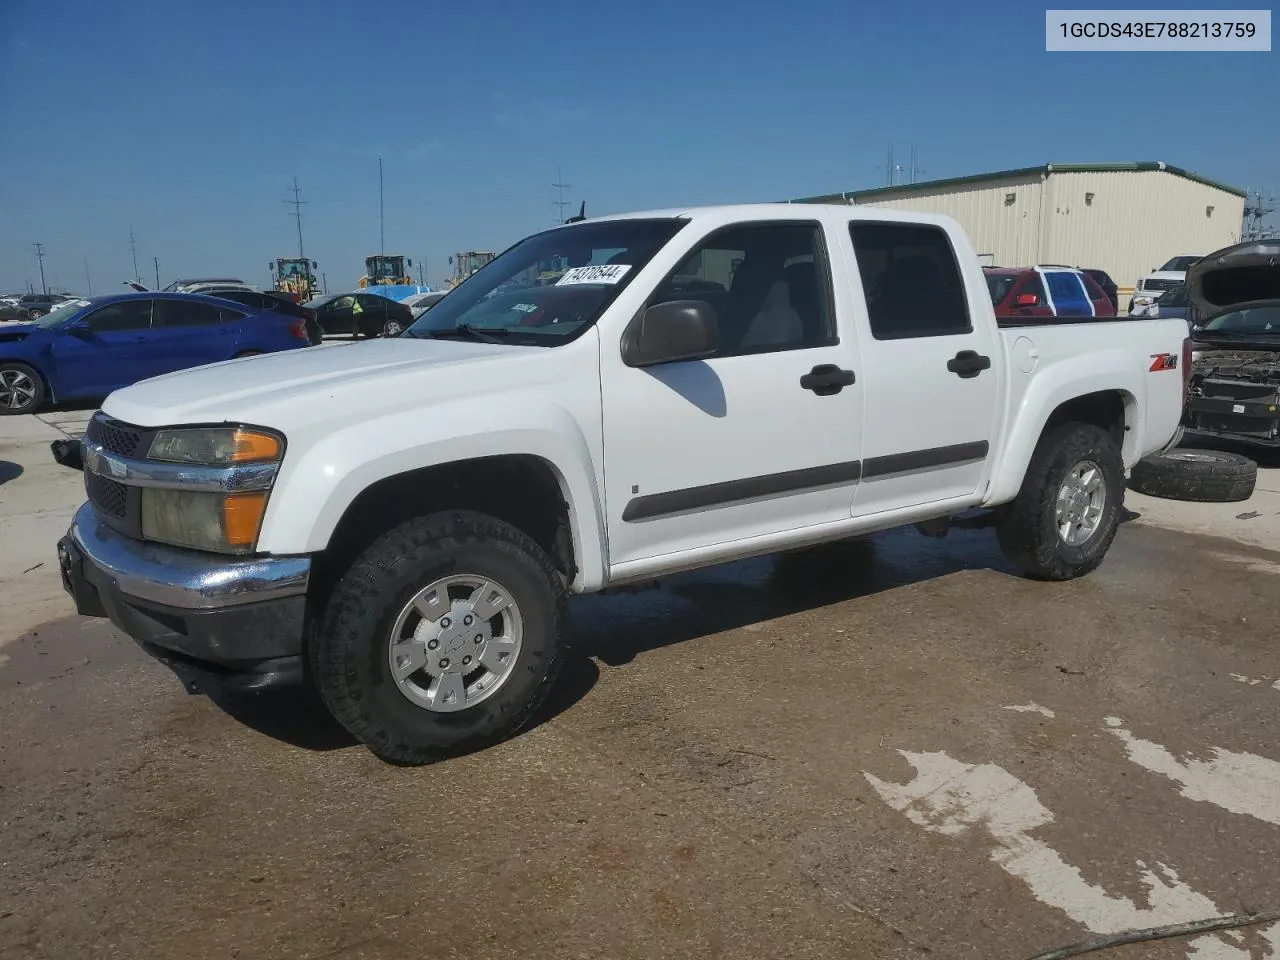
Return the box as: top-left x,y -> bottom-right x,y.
849,222 -> 971,339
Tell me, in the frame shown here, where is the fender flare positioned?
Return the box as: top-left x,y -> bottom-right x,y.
255,396 -> 609,592
986,350 -> 1144,505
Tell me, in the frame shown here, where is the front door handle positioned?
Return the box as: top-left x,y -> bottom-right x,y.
800,363 -> 856,396
947,350 -> 991,378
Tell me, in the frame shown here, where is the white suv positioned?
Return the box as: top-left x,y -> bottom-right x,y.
1130,255 -> 1203,316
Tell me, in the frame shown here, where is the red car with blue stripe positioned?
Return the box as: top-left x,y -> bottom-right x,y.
984,266 -> 1116,322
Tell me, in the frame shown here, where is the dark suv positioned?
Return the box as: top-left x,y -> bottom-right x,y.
18,293 -> 73,319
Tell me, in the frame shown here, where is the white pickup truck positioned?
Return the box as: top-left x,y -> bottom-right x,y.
56,204 -> 1189,764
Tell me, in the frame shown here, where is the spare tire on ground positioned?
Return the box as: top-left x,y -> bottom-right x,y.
1128,448 -> 1257,503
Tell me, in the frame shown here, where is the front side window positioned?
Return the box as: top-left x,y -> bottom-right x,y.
83,300 -> 153,332
851,223 -> 971,339
405,218 -> 686,346
647,221 -> 835,357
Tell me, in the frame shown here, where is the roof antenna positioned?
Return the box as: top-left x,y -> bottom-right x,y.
566,201 -> 586,224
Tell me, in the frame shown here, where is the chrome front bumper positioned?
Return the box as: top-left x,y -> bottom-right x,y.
58,502 -> 312,691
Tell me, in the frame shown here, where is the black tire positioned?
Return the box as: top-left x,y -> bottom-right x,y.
1128,449 -> 1257,503
0,361 -> 47,415
996,422 -> 1125,581
312,510 -> 568,765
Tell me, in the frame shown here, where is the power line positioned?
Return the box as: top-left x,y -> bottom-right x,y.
283,176 -> 308,259
33,242 -> 47,295
553,167 -> 571,223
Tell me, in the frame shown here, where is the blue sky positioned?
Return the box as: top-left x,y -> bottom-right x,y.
1,0 -> 1275,294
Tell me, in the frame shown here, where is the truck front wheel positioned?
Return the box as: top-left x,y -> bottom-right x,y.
996,423 -> 1125,581
312,510 -> 568,764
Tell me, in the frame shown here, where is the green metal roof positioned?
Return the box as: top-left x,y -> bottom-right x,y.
793,162 -> 1246,203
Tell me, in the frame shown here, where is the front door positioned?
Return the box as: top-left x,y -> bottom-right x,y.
600,220 -> 865,569
50,299 -> 156,399
843,220 -> 1001,518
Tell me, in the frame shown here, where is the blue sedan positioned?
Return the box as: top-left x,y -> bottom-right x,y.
0,292 -> 314,415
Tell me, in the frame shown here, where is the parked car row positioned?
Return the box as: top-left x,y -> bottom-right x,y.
0,292 -> 79,322
0,291 -> 316,415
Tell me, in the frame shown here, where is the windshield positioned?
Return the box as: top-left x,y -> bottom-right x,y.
278,261 -> 308,277
367,257 -> 403,281
34,298 -> 94,328
1200,305 -> 1280,334
984,273 -> 1018,305
404,218 -> 687,345
1159,256 -> 1201,272
1160,283 -> 1188,306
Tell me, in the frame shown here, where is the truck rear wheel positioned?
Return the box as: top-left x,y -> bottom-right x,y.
311,510 -> 568,765
996,423 -> 1125,581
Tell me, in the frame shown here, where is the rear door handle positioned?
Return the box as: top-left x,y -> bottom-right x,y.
800,364 -> 856,396
947,350 -> 991,378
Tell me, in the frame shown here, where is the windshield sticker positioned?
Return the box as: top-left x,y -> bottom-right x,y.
556,264 -> 631,286
512,303 -> 538,313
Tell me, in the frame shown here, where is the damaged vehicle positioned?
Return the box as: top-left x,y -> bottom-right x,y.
1184,239 -> 1280,447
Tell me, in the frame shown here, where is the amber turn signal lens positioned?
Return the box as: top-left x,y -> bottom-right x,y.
230,429 -> 282,463
223,492 -> 269,547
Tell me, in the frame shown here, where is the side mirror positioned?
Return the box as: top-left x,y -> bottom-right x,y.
312,261 -> 318,269
267,262 -> 274,272
1014,293 -> 1040,306
621,300 -> 719,367
407,258 -> 413,267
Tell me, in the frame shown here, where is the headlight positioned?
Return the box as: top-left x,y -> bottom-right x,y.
142,489 -> 269,554
140,426 -> 283,554
148,426 -> 281,465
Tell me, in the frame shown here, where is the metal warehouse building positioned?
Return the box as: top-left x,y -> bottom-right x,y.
795,162 -> 1245,297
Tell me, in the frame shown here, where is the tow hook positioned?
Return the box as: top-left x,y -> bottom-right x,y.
50,438 -> 84,472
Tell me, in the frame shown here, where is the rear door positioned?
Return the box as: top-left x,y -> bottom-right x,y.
50,299 -> 155,396
149,299 -> 234,375
845,220 -> 1001,517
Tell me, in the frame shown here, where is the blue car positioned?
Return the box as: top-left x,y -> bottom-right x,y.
0,292 -> 313,415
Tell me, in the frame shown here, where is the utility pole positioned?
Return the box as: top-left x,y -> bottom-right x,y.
128,227 -> 140,284
378,157 -> 385,255
154,256 -> 160,290
84,257 -> 93,296
886,144 -> 894,187
553,167 -> 571,223
418,260 -> 425,286
33,242 -> 47,295
284,176 -> 307,259
322,272 -> 328,295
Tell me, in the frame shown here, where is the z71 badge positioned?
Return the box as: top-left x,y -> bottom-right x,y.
1148,353 -> 1179,371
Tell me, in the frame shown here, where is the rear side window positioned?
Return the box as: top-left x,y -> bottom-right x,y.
153,300 -> 224,327
850,223 -> 971,339
220,308 -> 248,322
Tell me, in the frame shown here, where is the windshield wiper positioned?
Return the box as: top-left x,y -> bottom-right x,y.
423,324 -> 513,344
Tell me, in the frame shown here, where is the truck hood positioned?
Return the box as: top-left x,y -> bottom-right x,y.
1187,240 -> 1280,323
102,338 -> 541,428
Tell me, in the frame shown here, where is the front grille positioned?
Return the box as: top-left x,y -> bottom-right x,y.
86,413 -> 144,457
86,471 -> 128,518
1143,278 -> 1180,293
83,413 -> 152,537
